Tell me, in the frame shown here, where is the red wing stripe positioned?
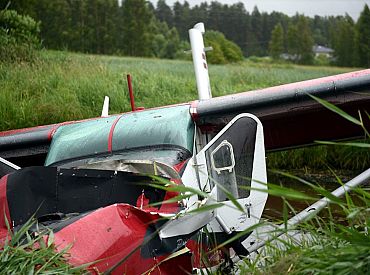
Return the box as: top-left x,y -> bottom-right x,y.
47,125 -> 60,141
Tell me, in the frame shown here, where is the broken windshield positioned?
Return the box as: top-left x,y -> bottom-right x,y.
53,145 -> 191,170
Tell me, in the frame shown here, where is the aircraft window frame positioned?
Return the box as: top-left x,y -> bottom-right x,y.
210,140 -> 236,175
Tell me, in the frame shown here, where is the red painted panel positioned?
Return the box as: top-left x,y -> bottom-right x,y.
0,175 -> 11,246
53,204 -> 192,274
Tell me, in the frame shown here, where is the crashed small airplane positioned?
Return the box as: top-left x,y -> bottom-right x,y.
0,23 -> 369,274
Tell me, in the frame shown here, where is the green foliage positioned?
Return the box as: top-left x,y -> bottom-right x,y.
332,15 -> 356,67
0,217 -> 86,274
286,23 -> 300,62
248,6 -> 263,56
204,30 -> 244,64
150,19 -> 182,59
355,4 -> 370,67
4,0 -> 370,67
0,9 -> 40,62
267,143 -> 370,171
314,54 -> 332,66
155,0 -> 173,26
286,16 -> 314,64
297,16 -> 314,64
269,23 -> 284,60
121,0 -> 153,57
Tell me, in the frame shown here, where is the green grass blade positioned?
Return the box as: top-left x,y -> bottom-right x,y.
308,94 -> 362,125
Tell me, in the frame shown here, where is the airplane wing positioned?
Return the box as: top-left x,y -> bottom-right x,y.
191,69 -> 370,150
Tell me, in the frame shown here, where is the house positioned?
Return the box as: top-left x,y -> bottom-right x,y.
312,45 -> 334,58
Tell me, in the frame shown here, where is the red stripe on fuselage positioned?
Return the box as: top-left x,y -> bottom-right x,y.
0,125 -> 54,137
108,115 -> 124,152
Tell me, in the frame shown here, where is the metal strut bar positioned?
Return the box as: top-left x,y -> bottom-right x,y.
246,168 -> 370,255
0,156 -> 21,177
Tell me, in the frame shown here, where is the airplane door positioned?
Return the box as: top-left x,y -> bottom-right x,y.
184,113 -> 268,233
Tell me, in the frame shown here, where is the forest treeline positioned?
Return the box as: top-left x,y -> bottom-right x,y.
1,0 -> 370,67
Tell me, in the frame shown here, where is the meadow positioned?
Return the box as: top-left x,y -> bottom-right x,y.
0,50 -> 351,131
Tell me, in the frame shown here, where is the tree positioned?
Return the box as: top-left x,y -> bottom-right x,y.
204,30 -> 243,64
269,23 -> 284,60
287,22 -> 299,62
207,2 -> 223,34
248,6 -> 263,56
355,4 -> 370,67
297,15 -> 314,64
0,0 -> 37,18
155,0 -> 173,26
332,15 -> 355,67
0,9 -> 41,61
286,16 -> 314,64
150,19 -> 181,59
173,1 -> 191,39
83,0 -> 119,54
121,0 -> 153,57
35,0 -> 72,50
190,3 -> 208,29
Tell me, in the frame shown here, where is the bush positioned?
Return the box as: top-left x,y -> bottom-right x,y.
0,9 -> 41,62
314,54 -> 332,66
204,30 -> 244,64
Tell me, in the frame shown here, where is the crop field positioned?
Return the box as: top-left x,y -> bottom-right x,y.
0,50 -> 352,131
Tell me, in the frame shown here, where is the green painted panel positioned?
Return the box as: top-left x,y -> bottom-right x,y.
45,105 -> 194,166
45,116 -> 119,166
112,105 -> 194,152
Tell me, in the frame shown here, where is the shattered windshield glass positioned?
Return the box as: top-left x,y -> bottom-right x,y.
54,145 -> 191,170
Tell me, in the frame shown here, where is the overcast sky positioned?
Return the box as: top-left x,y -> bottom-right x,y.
152,0 -> 370,20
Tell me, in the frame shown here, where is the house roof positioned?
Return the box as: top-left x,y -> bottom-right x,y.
312,45 -> 334,54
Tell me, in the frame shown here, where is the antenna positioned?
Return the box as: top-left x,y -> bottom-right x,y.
125,74 -> 144,112
189,23 -> 212,100
127,74 -> 135,111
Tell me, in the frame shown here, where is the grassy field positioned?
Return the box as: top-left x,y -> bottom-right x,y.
1,51 -> 368,170
0,50 -> 352,131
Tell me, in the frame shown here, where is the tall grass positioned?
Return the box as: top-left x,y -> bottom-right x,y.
239,175 -> 370,275
0,50 -> 351,131
267,143 -> 370,171
0,217 -> 86,274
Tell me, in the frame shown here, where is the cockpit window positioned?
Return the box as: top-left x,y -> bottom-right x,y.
205,117 -> 257,201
